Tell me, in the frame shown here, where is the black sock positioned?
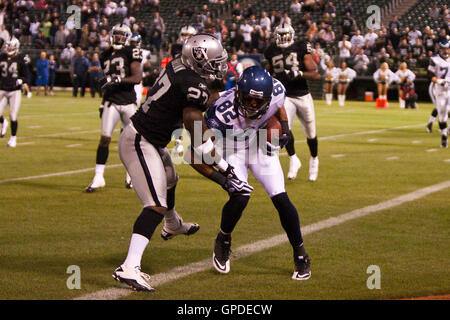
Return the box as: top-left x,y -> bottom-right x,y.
271,192 -> 303,248
167,185 -> 176,211
285,130 -> 296,156
307,137 -> 318,158
431,108 -> 438,117
220,194 -> 250,234
11,121 -> 18,136
0,116 -> 3,124
96,145 -> 109,164
133,207 -> 164,240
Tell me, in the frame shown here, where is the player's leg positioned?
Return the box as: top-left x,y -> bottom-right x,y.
0,95 -> 8,138
325,82 -> 333,105
7,90 -> 22,147
85,102 -> 121,192
250,151 -> 310,280
284,97 -> 302,180
159,147 -> 200,240
119,103 -> 138,188
436,91 -> 449,148
427,83 -> 438,133
134,83 -> 143,107
213,152 -> 250,274
113,125 -> 169,292
296,94 -> 319,181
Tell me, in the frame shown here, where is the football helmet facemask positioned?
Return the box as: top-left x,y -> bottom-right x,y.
6,37 -> 20,57
274,23 -> 295,48
129,34 -> 142,48
110,24 -> 132,50
439,40 -> 449,59
235,66 -> 273,120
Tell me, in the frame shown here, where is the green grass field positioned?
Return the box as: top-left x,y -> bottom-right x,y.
0,92 -> 448,300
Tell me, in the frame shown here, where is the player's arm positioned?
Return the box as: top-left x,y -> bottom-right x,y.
301,54 -> 321,80
427,59 -> 441,84
120,61 -> 142,84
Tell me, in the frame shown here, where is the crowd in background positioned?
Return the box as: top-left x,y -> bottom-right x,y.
0,0 -> 448,93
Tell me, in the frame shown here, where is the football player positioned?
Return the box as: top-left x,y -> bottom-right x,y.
201,66 -> 311,280
336,61 -> 356,107
130,34 -> 151,107
427,40 -> 449,148
112,34 -> 252,291
0,37 -> 31,147
264,23 -> 321,181
171,25 -> 197,58
85,24 -> 143,192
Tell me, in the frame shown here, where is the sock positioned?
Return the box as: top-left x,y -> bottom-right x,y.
439,122 -> 448,136
431,108 -> 438,118
399,98 -> 405,108
293,243 -> 307,260
95,164 -> 105,176
123,233 -> 149,268
285,130 -> 296,157
0,116 -> 3,124
11,120 -> 17,136
325,93 -> 332,105
271,192 -> 303,248
96,145 -> 109,165
307,137 -> 318,158
220,194 -> 250,234
429,115 -> 436,123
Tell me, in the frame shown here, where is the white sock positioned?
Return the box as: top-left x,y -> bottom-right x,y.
164,208 -> 181,230
429,116 -> 436,123
123,233 -> 150,268
126,171 -> 132,183
338,95 -> 344,105
325,93 -> 332,105
95,164 -> 105,176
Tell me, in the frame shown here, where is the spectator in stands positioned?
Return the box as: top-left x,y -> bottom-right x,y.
0,24 -> 9,43
20,15 -> 32,46
324,1 -> 336,18
61,43 -> 75,68
362,39 -> 374,57
36,51 -> 49,96
88,52 -> 101,98
260,11 -> 271,31
388,27 -> 401,51
352,47 -> 370,75
152,11 -> 165,34
88,22 -> 100,48
71,47 -> 89,98
344,2 -> 354,16
408,26 -> 422,46
232,29 -> 245,53
280,12 -> 292,26
318,25 -> 335,46
430,4 -> 441,20
35,0 -> 48,10
34,31 -> 48,49
437,27 -> 448,43
41,13 -> 52,43
270,10 -> 282,28
364,28 -> 378,47
48,54 -> 57,96
149,23 -> 163,59
398,38 -> 411,59
103,0 -> 117,16
66,28 -> 78,48
341,11 -> 355,36
240,19 -> 253,51
99,28 -> 110,50
290,0 -> 302,14
412,38 -> 424,60
30,16 -> 40,42
388,15 -> 402,32
79,24 -> 90,50
244,3 -> 254,19
350,29 -> 365,51
338,35 -> 352,64
116,1 -> 128,17
232,3 -> 242,21
49,18 -> 60,47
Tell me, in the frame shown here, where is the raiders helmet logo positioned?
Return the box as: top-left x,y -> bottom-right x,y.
192,47 -> 207,62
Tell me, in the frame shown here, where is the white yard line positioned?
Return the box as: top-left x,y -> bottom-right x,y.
21,111 -> 97,119
74,180 -> 450,300
65,144 -> 83,148
0,164 -> 123,184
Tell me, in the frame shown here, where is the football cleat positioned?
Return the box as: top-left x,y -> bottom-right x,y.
292,254 -> 311,280
85,175 -> 105,192
213,233 -> 231,274
161,215 -> 200,240
112,264 -> 155,292
309,156 -> 319,181
7,135 -> 16,147
1,119 -> 8,137
287,155 -> 302,180
426,122 -> 433,133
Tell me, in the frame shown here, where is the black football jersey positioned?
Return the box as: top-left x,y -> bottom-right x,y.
100,45 -> 142,105
131,57 -> 210,148
264,41 -> 312,97
0,53 -> 30,91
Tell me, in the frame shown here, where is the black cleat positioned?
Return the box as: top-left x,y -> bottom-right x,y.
213,233 -> 231,274
292,254 -> 311,280
441,135 -> 448,148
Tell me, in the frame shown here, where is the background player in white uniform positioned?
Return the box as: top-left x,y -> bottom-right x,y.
204,66 -> 311,280
130,34 -> 151,107
336,61 -> 356,107
264,24 -> 322,181
373,62 -> 398,107
0,37 -> 31,147
85,24 -> 142,192
323,59 -> 338,106
427,40 -> 450,148
395,62 -> 416,109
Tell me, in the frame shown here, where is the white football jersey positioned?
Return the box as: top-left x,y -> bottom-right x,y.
395,69 -> 416,84
205,79 -> 286,151
428,54 -> 450,89
336,67 -> 356,82
141,48 -> 151,76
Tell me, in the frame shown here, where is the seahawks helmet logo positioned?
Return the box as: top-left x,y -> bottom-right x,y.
192,47 -> 207,62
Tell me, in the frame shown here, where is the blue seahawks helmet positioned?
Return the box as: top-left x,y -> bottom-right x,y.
440,39 -> 449,58
130,34 -> 142,48
235,66 -> 273,119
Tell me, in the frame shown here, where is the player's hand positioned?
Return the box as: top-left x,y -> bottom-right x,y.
278,133 -> 289,148
265,141 -> 281,156
220,165 -> 253,195
26,91 -> 32,99
100,75 -> 121,90
285,68 -> 302,79
174,139 -> 184,156
16,79 -> 23,86
436,79 -> 447,86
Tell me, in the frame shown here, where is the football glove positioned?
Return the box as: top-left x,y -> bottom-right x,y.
285,68 -> 303,79
16,79 -> 23,86
220,165 -> 253,195
265,134 -> 289,156
100,75 -> 121,90
26,91 -> 32,99
174,139 -> 184,156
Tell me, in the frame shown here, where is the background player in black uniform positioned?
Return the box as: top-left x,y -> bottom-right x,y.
112,34 -> 253,292
85,24 -> 142,192
265,23 -> 321,181
0,38 -> 31,147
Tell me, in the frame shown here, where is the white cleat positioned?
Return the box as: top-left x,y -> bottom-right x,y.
1,119 -> 8,137
287,155 -> 302,180
309,156 -> 319,181
161,214 -> 200,240
85,175 -> 106,192
7,135 -> 16,147
112,264 -> 155,292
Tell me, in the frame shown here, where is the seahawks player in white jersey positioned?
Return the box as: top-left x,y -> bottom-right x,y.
130,34 -> 151,107
203,66 -> 311,280
427,39 -> 450,148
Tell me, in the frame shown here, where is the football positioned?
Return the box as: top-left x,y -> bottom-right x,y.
264,115 -> 282,142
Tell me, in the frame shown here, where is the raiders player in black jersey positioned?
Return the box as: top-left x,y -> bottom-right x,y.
264,23 -> 321,181
112,34 -> 253,292
85,24 -> 142,192
0,37 -> 31,147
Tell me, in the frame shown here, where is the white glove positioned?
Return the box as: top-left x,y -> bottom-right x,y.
27,92 -> 32,99
436,79 -> 447,85
174,139 -> 184,156
16,79 -> 23,86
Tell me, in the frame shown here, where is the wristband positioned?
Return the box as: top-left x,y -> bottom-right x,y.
215,158 -> 228,172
